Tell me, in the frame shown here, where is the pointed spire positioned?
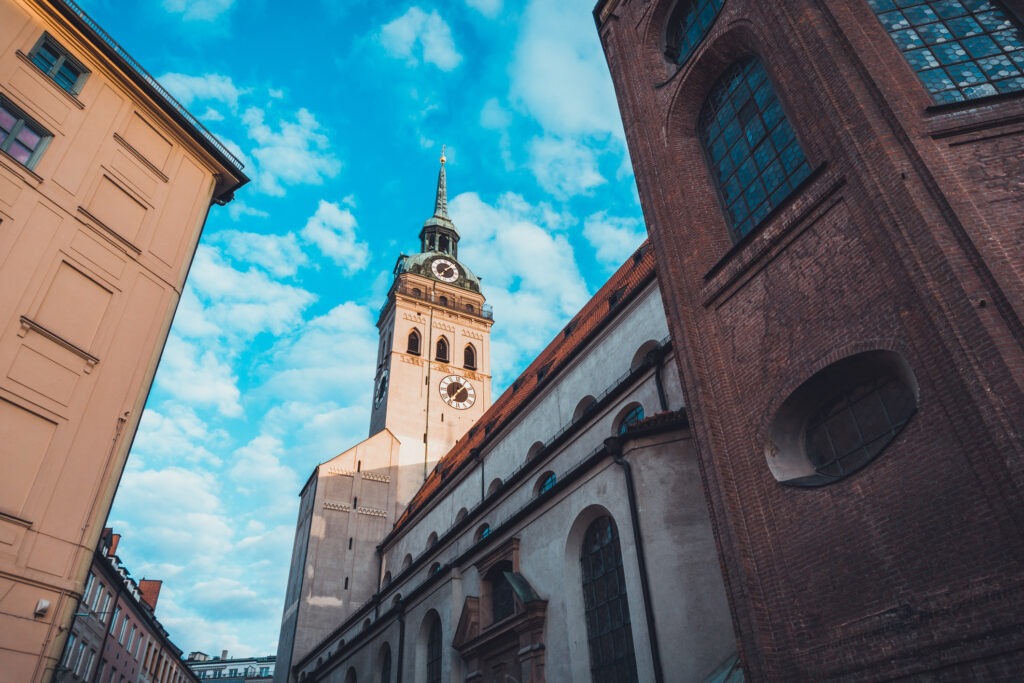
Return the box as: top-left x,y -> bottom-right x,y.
420,145 -> 459,255
434,145 -> 449,219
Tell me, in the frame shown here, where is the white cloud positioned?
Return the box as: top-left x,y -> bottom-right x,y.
186,246 -> 317,340
582,211 -> 646,270
212,230 -> 308,278
226,200 -> 270,222
380,7 -> 463,71
160,73 -> 244,108
450,192 -> 590,388
528,135 -> 606,199
262,302 -> 378,404
243,107 -> 341,196
156,334 -> 243,417
465,0 -> 502,18
130,405 -> 227,467
510,0 -> 623,139
480,98 -> 512,130
300,200 -> 370,275
162,0 -> 236,21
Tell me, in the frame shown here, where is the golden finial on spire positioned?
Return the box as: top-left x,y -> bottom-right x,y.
440,144 -> 447,165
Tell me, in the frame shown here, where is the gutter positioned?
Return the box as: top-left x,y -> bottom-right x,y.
605,435 -> 665,683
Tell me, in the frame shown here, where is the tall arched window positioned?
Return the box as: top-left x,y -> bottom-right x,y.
581,516 -> 638,683
378,643 -> 392,683
463,344 -> 477,370
436,336 -> 449,362
868,0 -> 1024,104
426,615 -> 442,683
665,0 -> 725,65
700,56 -> 811,243
407,329 -> 421,356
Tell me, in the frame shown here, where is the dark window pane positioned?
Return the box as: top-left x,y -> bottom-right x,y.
871,0 -> 1024,101
581,516 -> 638,683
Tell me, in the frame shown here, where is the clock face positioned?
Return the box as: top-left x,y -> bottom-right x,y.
439,375 -> 476,409
431,258 -> 460,283
374,370 -> 389,407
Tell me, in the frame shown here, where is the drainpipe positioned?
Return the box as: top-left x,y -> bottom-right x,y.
396,601 -> 406,683
646,348 -> 668,412
604,436 -> 665,683
472,448 -> 484,503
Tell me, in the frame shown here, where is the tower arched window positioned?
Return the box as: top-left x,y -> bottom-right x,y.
581,516 -> 638,683
868,0 -> 1024,103
435,336 -> 449,362
407,329 -> 421,356
699,56 -> 811,243
463,344 -> 477,370
665,0 -> 724,65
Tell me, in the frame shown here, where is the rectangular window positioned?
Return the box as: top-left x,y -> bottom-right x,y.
83,572 -> 96,608
109,605 -> 121,634
28,34 -> 88,94
118,616 -> 128,643
0,96 -> 51,170
126,624 -> 136,652
61,634 -> 76,666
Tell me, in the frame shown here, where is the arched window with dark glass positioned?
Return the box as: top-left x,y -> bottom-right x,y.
407,329 -> 421,356
537,471 -> 557,496
868,0 -> 1024,104
378,643 -> 392,683
665,0 -> 725,65
700,56 -> 811,243
426,616 -> 442,683
581,516 -> 638,683
464,344 -> 477,370
617,405 -> 645,435
436,336 -> 449,362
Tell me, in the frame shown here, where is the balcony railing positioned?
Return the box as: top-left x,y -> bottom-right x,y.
383,283 -> 493,321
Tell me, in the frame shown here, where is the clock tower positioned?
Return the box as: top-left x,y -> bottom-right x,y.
369,150 -> 493,485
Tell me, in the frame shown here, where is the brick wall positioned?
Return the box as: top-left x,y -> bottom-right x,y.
596,1 -> 1024,680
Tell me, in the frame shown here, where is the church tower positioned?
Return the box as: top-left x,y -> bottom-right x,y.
369,149 -> 493,489
274,152 -> 492,683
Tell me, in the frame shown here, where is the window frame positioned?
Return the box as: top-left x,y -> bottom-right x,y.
580,516 -> 639,683
407,329 -> 421,356
698,56 -> 812,244
435,336 -> 449,362
28,33 -> 89,94
0,95 -> 52,171
664,0 -> 725,66
867,0 -> 1024,105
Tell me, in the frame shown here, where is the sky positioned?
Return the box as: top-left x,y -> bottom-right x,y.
80,0 -> 645,657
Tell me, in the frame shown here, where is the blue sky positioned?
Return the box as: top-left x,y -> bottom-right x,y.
81,0 -> 644,657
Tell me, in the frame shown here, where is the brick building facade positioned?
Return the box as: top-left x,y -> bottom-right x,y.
57,529 -> 198,683
594,0 -> 1024,680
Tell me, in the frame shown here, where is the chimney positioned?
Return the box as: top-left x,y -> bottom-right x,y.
108,534 -> 121,557
221,650 -> 229,661
138,579 -> 162,610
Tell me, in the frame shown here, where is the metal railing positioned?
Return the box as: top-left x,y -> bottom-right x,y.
57,0 -> 245,170
384,283 -> 493,320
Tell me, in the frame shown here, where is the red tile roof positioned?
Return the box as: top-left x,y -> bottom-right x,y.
392,240 -> 657,534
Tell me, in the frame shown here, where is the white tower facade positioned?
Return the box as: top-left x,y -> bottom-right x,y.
275,153 -> 492,683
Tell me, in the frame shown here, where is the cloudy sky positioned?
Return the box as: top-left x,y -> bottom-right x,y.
80,0 -> 644,657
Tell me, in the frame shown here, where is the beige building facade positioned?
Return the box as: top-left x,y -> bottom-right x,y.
275,158 -> 493,682
0,1 -> 246,680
